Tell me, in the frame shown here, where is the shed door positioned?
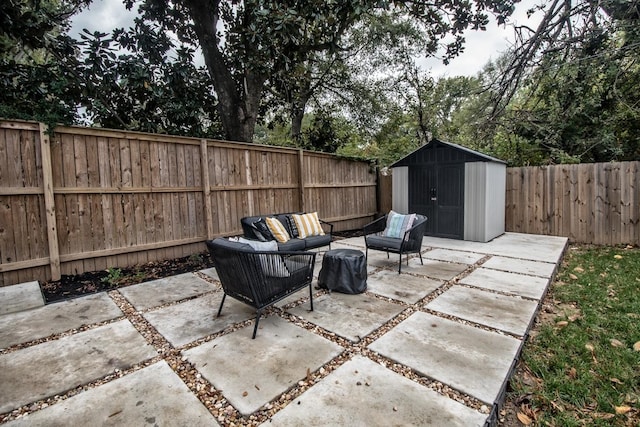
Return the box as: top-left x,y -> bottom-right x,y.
409,164 -> 464,239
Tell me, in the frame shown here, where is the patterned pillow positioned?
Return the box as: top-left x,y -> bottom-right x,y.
285,215 -> 299,238
237,238 -> 289,277
293,212 -> 325,239
383,210 -> 416,239
251,218 -> 273,241
265,217 -> 290,242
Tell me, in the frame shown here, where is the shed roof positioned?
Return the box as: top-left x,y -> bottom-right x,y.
391,138 -> 505,167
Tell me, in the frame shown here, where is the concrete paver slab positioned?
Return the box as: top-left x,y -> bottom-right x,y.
199,267 -> 220,282
4,361 -> 219,427
287,292 -> 404,342
424,232 -> 567,263
402,258 -> 469,280
426,285 -> 539,336
482,256 -> 557,278
274,286 -> 314,308
369,312 -> 521,404
331,239 -> 366,250
460,268 -> 550,299
0,293 -> 123,348
184,316 -> 343,415
0,319 -> 156,413
262,355 -> 487,427
0,281 -> 44,315
119,273 -> 216,311
423,248 -> 486,265
143,292 -> 255,347
367,270 -> 443,304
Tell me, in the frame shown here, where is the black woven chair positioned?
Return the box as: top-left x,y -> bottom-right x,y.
363,214 -> 428,273
205,238 -> 316,338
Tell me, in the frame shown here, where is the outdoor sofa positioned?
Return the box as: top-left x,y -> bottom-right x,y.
363,212 -> 428,273
240,212 -> 333,251
205,237 -> 316,338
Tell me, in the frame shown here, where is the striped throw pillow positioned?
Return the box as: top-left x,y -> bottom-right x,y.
292,212 -> 325,239
265,217 -> 290,242
383,210 -> 416,239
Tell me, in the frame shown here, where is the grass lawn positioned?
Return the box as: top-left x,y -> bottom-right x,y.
508,244 -> 639,426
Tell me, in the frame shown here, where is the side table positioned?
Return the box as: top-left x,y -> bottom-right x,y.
318,249 -> 367,294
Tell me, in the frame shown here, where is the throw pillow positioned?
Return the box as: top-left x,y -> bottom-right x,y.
237,238 -> 290,277
251,218 -> 272,241
293,212 -> 325,239
383,210 -> 416,239
265,217 -> 290,242
285,215 -> 299,238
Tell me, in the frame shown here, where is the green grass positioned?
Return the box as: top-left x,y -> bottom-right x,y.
512,245 -> 640,426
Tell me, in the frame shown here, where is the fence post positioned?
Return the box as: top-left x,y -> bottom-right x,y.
298,149 -> 305,212
39,123 -> 61,280
201,139 -> 214,239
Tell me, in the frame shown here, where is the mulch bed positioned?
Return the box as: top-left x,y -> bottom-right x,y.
40,230 -> 364,303
40,253 -> 214,303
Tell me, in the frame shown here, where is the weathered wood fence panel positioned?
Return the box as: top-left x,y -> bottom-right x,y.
506,162 -> 639,245
0,120 -> 378,286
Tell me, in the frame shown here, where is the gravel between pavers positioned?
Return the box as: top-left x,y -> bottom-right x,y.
1,249 -> 520,425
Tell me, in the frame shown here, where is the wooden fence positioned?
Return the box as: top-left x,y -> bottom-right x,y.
0,120 -> 378,286
506,162 -> 639,245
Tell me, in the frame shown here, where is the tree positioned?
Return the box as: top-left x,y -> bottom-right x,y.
483,0 -> 640,164
134,0 -> 517,142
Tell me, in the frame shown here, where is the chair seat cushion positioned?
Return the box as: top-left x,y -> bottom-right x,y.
366,235 -> 403,251
303,234 -> 331,249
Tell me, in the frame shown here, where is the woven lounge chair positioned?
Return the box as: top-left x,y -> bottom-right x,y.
205,238 -> 316,338
363,214 -> 428,273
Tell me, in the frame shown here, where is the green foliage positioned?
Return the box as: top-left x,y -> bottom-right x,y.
101,267 -> 124,286
512,245 -> 640,425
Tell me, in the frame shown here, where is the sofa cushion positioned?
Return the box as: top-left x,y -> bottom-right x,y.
293,212 -> 325,238
277,238 -> 306,251
265,217 -> 290,242
285,215 -> 300,238
365,235 -> 403,251
207,237 -> 255,253
303,234 -> 331,249
251,218 -> 273,241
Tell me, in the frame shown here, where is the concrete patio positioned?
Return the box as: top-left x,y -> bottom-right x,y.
0,232 -> 568,426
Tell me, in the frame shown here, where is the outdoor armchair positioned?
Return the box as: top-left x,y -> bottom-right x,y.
363,214 -> 428,273
205,238 -> 316,338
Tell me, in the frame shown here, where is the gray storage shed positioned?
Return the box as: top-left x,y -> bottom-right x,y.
391,139 -> 506,242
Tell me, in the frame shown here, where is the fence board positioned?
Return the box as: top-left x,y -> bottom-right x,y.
506,162 -> 640,245
1,120 -> 378,286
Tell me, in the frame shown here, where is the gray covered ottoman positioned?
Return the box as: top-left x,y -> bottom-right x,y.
318,249 -> 367,294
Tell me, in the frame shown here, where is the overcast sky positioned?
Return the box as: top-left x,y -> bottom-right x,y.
70,0 -> 542,78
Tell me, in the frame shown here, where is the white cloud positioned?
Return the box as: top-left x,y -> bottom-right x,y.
419,0 -> 543,77
70,0 -> 138,37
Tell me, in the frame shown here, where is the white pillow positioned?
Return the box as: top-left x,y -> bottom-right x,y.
237,238 -> 289,277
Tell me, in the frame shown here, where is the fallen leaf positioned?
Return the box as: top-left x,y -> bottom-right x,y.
556,320 -> 569,327
614,254 -> 623,259
610,378 -> 623,385
569,273 -> 578,280
517,412 -> 533,425
242,391 -> 248,397
610,339 -> 624,348
585,343 -> 595,352
568,367 -> 577,379
614,405 -> 631,414
573,266 -> 584,273
633,341 -> 640,352
568,314 -> 582,322
593,412 -> 615,420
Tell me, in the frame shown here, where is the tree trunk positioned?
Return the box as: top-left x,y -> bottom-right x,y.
185,0 -> 265,142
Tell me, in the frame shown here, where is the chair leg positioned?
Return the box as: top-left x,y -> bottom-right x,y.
419,251 -> 424,265
252,310 -> 262,339
398,253 -> 402,274
308,283 -> 314,311
216,293 -> 227,317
